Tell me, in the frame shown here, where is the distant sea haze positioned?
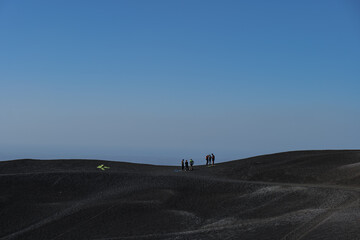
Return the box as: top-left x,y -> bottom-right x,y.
2,145 -> 358,166
0,145 -> 265,165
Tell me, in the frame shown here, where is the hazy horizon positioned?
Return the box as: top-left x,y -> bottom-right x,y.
1,0 -> 359,165
1,146 -> 359,166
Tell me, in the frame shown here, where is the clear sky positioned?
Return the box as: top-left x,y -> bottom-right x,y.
0,0 -> 359,164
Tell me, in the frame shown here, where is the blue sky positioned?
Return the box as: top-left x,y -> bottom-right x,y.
0,0 -> 359,164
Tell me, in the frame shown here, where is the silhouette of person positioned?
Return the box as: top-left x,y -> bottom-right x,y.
185,160 -> 189,171
190,159 -> 194,170
181,159 -> 184,171
211,153 -> 215,165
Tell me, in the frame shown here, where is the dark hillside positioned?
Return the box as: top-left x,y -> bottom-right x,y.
1,150 -> 360,240
206,150 -> 360,185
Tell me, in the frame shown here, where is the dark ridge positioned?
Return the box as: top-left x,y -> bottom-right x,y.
1,150 -> 360,240
209,149 -> 360,185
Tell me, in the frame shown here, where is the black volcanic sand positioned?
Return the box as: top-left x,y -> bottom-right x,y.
1,150 -> 360,240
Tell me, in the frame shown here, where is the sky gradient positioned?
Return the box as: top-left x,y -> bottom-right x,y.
1,0 -> 359,164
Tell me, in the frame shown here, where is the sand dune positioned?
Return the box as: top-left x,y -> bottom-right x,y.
1,150 -> 360,239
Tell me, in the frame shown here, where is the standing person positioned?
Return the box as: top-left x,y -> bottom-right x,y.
185,160 -> 189,171
181,159 -> 184,171
205,155 -> 209,165
211,153 -> 215,165
190,159 -> 194,170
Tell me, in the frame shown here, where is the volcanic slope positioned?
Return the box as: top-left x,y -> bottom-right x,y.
1,150 -> 360,240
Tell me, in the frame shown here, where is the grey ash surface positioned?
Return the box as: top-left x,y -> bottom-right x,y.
1,150 -> 360,240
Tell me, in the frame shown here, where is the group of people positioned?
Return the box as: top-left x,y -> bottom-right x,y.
206,153 -> 215,165
180,153 -> 216,171
181,159 -> 194,171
